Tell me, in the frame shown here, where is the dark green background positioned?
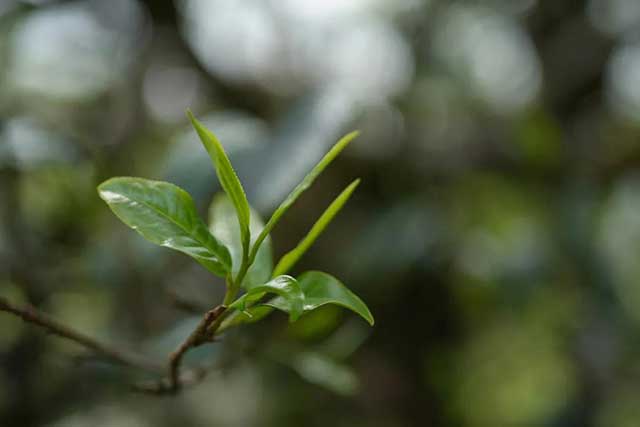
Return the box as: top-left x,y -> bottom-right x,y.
1,0 -> 640,426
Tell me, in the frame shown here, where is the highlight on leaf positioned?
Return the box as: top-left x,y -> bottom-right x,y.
98,177 -> 232,277
268,271 -> 374,326
228,275 -> 305,322
3,114 -> 377,398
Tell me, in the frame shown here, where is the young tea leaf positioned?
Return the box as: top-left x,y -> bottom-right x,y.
268,271 -> 374,326
250,131 -> 359,265
229,275 -> 304,322
187,111 -> 251,270
218,305 -> 273,331
209,194 -> 273,289
98,177 -> 231,277
273,179 -> 360,277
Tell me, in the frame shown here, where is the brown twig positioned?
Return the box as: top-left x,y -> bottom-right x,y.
133,365 -> 212,395
0,297 -> 164,374
0,296 -> 233,394
167,305 -> 226,392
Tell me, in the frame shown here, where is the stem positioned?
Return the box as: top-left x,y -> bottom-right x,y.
247,243 -> 261,275
226,234 -> 251,305
227,266 -> 247,305
167,305 -> 226,392
223,286 -> 238,306
0,297 -> 163,374
0,296 -> 236,394
1,252 -> 256,394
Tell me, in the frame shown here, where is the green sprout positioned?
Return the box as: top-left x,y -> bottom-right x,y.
98,112 -> 373,339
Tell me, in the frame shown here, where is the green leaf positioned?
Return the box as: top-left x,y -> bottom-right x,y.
209,194 -> 273,289
218,305 -> 273,331
187,111 -> 251,272
289,351 -> 359,396
273,179 -> 360,277
269,271 -> 374,326
249,131 -> 359,265
98,177 -> 231,276
229,275 -> 304,322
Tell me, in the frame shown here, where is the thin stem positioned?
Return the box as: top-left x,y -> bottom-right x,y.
1,287 -> 244,394
205,307 -> 231,336
0,297 -> 163,374
247,242 -> 261,275
133,365 -> 212,395
223,272 -> 239,305
227,232 -> 251,305
167,305 -> 226,392
227,266 -> 247,304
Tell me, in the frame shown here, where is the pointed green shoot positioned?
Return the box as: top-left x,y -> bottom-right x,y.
208,194 -> 273,289
187,111 -> 251,277
249,130 -> 359,266
273,178 -> 360,277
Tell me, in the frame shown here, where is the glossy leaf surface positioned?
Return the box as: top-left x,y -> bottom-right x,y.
188,111 -> 251,266
98,177 -> 231,276
269,271 -> 374,325
229,275 -> 304,322
273,178 -> 360,277
209,194 -> 273,289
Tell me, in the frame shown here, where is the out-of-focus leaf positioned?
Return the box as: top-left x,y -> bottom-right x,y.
98,177 -> 231,276
269,271 -> 374,326
287,305 -> 343,341
273,178 -> 360,277
188,111 -> 251,270
250,131 -> 359,264
229,275 -> 304,322
209,194 -> 273,289
290,351 -> 359,396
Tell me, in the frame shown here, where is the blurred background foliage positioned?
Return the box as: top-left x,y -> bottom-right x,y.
2,0 -> 640,426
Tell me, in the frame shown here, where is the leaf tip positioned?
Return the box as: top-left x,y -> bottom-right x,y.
96,177 -> 119,199
186,110 -> 204,133
366,313 -> 375,326
337,130 -> 360,149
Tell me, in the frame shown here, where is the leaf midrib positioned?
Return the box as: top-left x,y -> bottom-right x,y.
114,189 -> 217,255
